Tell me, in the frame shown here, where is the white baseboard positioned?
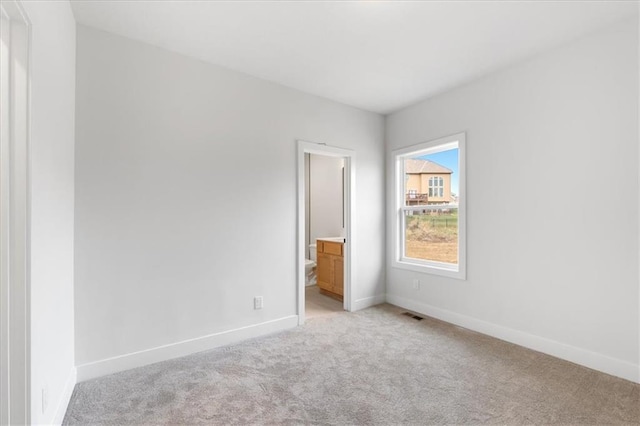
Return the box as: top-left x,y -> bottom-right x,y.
52,367 -> 77,426
353,294 -> 386,311
386,294 -> 640,384
76,315 -> 299,382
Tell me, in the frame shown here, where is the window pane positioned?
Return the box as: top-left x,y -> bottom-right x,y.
395,136 -> 464,278
404,208 -> 458,264
404,150 -> 457,206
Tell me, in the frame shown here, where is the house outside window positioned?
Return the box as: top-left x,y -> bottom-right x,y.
393,132 -> 466,279
405,159 -> 452,205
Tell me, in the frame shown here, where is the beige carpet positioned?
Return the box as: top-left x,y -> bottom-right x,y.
64,304 -> 639,425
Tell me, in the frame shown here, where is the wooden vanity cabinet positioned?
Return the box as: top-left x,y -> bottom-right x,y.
316,240 -> 344,301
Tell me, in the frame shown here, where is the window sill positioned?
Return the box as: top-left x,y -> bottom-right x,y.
392,258 -> 466,280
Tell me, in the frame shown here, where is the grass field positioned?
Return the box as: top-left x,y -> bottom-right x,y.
405,211 -> 458,264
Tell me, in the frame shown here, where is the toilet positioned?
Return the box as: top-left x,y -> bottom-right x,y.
305,244 -> 317,285
308,243 -> 317,263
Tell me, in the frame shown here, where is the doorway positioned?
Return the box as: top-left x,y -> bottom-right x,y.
1,1 -> 31,424
297,140 -> 355,325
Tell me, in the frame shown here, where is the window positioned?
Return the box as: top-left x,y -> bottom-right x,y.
393,133 -> 466,279
429,177 -> 443,198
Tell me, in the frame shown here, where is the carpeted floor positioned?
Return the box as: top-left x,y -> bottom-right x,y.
64,304 -> 639,425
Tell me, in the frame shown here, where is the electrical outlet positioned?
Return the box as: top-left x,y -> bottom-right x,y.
42,387 -> 48,414
254,296 -> 263,310
412,279 -> 421,290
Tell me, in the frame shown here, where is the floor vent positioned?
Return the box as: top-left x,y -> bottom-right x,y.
402,312 -> 424,321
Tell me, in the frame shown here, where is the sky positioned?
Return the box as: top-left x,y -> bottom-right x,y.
417,148 -> 459,195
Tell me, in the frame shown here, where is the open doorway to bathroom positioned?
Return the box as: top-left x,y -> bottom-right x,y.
304,153 -> 344,319
297,141 -> 355,325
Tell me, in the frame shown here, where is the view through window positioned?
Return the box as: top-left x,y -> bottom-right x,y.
395,133 -> 465,278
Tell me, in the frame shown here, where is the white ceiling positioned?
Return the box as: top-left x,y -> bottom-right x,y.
70,1 -> 638,115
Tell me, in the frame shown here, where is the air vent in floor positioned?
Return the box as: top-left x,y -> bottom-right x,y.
402,312 -> 424,321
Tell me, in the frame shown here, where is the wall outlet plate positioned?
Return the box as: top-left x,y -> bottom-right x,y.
254,296 -> 263,310
412,279 -> 421,290
42,387 -> 48,414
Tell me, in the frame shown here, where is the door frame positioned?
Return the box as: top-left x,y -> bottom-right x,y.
1,1 -> 31,424
296,140 -> 355,325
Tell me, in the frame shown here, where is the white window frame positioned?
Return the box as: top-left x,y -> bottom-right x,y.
392,132 -> 466,280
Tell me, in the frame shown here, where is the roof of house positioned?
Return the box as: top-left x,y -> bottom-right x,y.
405,159 -> 453,174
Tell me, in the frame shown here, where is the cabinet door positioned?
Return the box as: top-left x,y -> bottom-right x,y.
316,252 -> 333,291
333,256 -> 344,296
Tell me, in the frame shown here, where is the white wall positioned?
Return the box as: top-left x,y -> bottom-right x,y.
74,25 -> 385,376
21,1 -> 77,423
386,19 -> 639,382
308,154 -> 344,247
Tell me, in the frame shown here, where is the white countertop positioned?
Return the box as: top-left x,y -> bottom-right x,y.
316,237 -> 345,243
